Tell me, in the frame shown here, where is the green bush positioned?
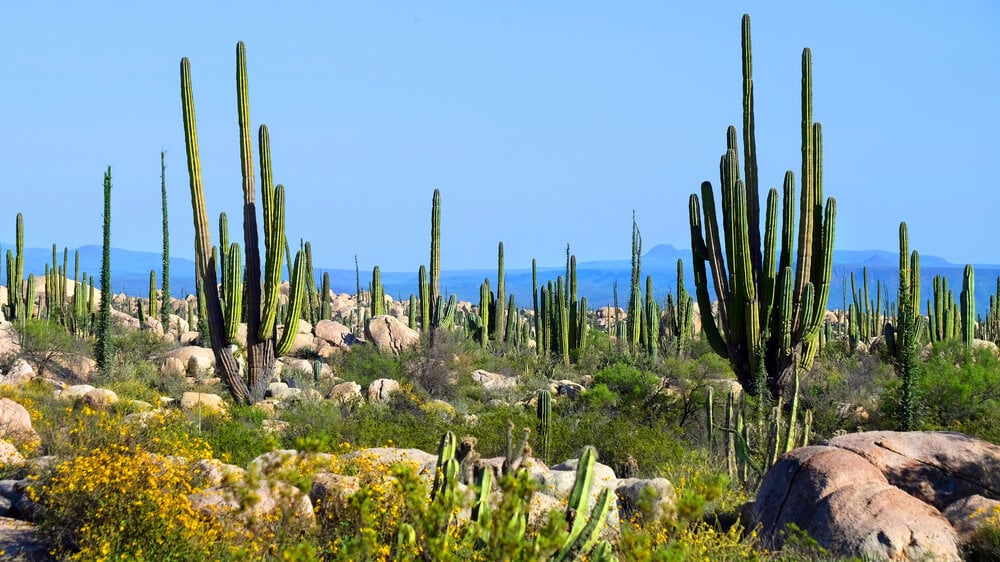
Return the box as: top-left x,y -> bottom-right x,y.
12,318 -> 89,378
197,404 -> 275,467
592,363 -> 659,406
329,343 -> 404,388
279,399 -> 343,452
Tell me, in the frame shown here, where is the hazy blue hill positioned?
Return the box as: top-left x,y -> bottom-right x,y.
6,242 -> 998,316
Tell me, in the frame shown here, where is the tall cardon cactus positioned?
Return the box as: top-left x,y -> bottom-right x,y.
181,42 -> 307,404
688,14 -> 836,399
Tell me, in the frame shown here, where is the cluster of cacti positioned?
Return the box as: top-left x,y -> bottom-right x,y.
42,245 -> 70,324
847,267 -> 886,345
466,242 -> 526,351
181,42 -> 309,404
663,259 -> 694,358
619,219 -> 663,360
978,277 -> 1000,343
96,167 -> 113,374
3,214 -> 26,322
532,249 -> 588,364
688,14 -> 836,399
928,274 -> 960,344
707,371 -> 812,486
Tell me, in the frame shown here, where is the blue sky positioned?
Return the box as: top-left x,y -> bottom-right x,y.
1,2 -> 997,273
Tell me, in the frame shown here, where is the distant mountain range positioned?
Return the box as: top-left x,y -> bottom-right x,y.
6,243 -> 999,316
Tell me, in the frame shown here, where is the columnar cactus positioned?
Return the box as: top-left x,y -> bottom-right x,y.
181,42 -> 308,404
428,188 -> 442,343
961,264 -> 975,347
688,14 -> 836,399
148,269 -> 158,320
892,222 -> 921,431
535,388 -> 552,463
418,265 -> 430,333
160,151 -> 171,327
370,266 -> 385,317
96,167 -> 113,373
644,275 -> 659,359
320,271 -> 331,321
495,241 -> 506,344
626,215 -> 643,355
408,294 -> 418,330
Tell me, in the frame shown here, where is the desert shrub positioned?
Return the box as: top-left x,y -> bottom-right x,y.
12,318 -> 88,377
341,401 -> 448,451
801,348 -> 889,436
279,399 -> 343,452
581,383 -> 619,410
897,341 -> 1000,441
964,505 -> 1000,562
26,407 -> 230,560
404,355 -> 456,399
317,451 -> 569,561
30,445 -> 231,560
329,343 -> 404,388
197,404 -> 274,467
592,363 -> 660,406
617,468 -> 765,561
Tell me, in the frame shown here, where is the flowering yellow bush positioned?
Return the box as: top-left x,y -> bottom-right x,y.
31,444 -> 232,561
26,406 -> 238,560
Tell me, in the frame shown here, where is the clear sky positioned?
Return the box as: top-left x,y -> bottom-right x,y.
1,2 -> 997,274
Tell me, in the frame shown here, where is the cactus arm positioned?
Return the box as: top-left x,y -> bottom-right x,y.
275,250 -> 306,357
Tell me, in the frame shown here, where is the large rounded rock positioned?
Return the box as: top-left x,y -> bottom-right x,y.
164,346 -> 216,376
0,359 -> 35,387
751,439 -> 974,561
314,320 -> 355,349
328,381 -> 363,405
364,315 -> 420,355
0,399 -> 39,447
366,378 -> 401,403
471,369 -> 516,391
180,392 -> 227,416
826,431 -> 1000,510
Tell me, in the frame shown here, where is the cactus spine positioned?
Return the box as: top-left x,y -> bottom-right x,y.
180,42 -> 307,404
688,14 -> 836,399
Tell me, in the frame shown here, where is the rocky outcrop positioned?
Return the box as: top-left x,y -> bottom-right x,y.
179,392 -> 227,416
163,346 -> 216,376
470,369 -> 516,391
751,431 -> 1000,561
364,315 -> 420,355
314,320 -> 356,349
